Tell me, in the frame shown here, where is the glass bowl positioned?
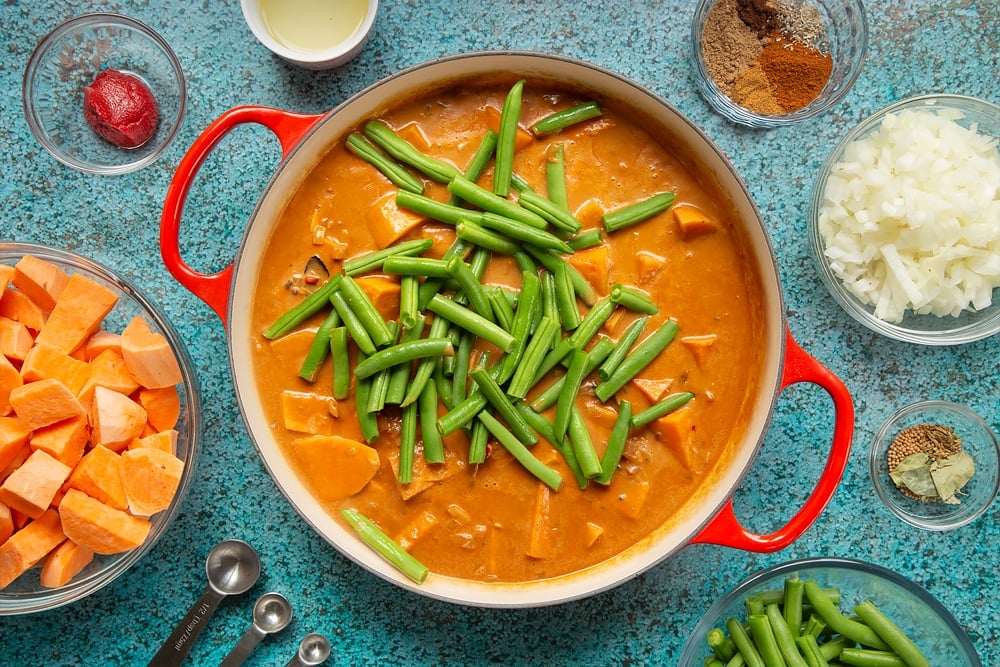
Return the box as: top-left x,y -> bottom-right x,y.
678,557 -> 981,666
810,95 -> 1000,345
0,242 -> 200,615
23,13 -> 186,175
691,0 -> 867,128
870,400 -> 999,531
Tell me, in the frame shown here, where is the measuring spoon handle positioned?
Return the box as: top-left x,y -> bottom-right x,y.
218,626 -> 266,667
147,587 -> 225,667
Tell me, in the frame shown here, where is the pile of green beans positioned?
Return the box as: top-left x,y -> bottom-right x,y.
264,79 -> 691,581
702,576 -> 930,667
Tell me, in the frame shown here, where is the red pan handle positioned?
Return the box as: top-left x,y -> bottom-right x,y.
690,326 -> 854,551
160,106 -> 325,325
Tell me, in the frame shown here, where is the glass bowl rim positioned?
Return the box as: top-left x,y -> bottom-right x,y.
21,12 -> 188,175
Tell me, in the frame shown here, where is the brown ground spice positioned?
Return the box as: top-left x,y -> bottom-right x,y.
737,0 -> 781,38
702,0 -> 763,93
731,63 -> 783,115
759,33 -> 833,111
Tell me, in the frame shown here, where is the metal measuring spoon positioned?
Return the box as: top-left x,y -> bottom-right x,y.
283,633 -> 331,667
218,592 -> 293,667
147,540 -> 262,667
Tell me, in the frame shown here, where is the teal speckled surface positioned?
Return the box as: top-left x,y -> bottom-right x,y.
1,0 -> 998,664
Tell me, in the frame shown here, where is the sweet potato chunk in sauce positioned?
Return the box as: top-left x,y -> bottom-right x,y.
250,79 -> 767,582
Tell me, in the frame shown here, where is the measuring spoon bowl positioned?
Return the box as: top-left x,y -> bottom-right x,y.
284,633 -> 332,667
218,592 -> 293,667
147,540 -> 262,667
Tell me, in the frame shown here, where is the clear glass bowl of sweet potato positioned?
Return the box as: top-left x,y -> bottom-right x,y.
0,242 -> 199,615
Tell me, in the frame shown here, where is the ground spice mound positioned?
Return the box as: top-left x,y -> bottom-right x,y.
702,0 -> 763,94
737,0 -> 781,38
759,33 -> 833,111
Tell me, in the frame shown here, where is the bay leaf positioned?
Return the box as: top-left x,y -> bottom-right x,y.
930,449 -> 976,504
889,453 -> 937,498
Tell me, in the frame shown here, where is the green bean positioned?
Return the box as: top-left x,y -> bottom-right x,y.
496,272 -> 540,384
795,635 -> 830,667
478,211 -> 574,253
426,294 -> 516,352
766,603 -> 809,667
330,326 -> 351,400
399,275 -> 420,331
398,401 -> 418,483
598,316 -> 647,381
595,319 -> 679,402
469,370 -> 537,446
434,359 -> 456,410
532,338 -> 575,386
513,250 -> 537,274
449,174 -> 549,230
836,649 -> 906,667
477,412 -> 562,491
353,338 -> 453,379
595,399 -> 632,484
748,613 -> 786,667
817,637 -> 851,662
340,275 -> 394,347
263,274 -> 342,339
567,228 -> 603,250
756,588 -> 841,608
297,308 -> 341,382
804,615 -> 827,640
546,143 -> 569,212
417,238 -> 473,309
517,188 -> 583,234
353,354 -> 379,443
396,189 -> 474,226
446,255 -> 495,322
450,129 -> 498,205
727,656 -> 748,667
553,261 -> 581,330
382,256 -> 452,278
418,379 -> 445,464
451,331 -> 474,405
401,315 -> 451,408
530,336 -> 615,412
385,319 -> 423,404
726,617 -> 765,667
345,132 -> 425,194
343,239 -> 433,277
554,349 -> 588,441
803,581 -> 889,651
455,220 -> 522,255
468,417 -> 490,465
708,627 -> 737,662
783,577 -> 804,640
747,595 -> 766,617
506,315 -> 560,399
531,101 -> 602,135
340,508 -> 428,583
568,406 -> 602,479
510,172 -> 535,193
524,245 -> 598,306
540,269 -> 559,322
610,283 -> 659,315
853,601 -> 928,667
512,401 -> 586,487
330,290 -> 377,356
493,79 -> 524,197
366,365 -> 392,413
629,392 -> 695,429
602,192 -> 676,232
363,119 -> 462,184
566,296 -> 616,350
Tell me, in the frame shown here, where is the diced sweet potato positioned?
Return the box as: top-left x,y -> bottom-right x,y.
13,255 -> 70,312
419,224 -> 457,259
30,415 -> 89,468
0,446 -> 30,487
138,386 -> 180,432
281,391 -> 337,435
0,509 -> 65,589
632,377 -> 674,403
526,485 -> 554,560
287,435 -> 379,502
672,204 -> 718,239
119,316 -> 182,389
20,342 -> 92,395
635,251 -> 667,286
650,406 -> 695,467
573,199 -> 606,230
366,192 -> 427,249
395,121 -> 431,151
66,445 -> 128,511
83,330 -> 122,360
9,378 -> 87,430
612,478 -> 650,520
57,488 -> 151,555
35,273 -> 118,354
356,276 -> 402,323
0,449 -> 73,518
680,334 -> 718,368
567,244 -> 612,296
0,289 -> 47,333
129,429 -> 177,453
0,354 -> 23,416
0,417 -> 31,469
119,447 -> 184,517
583,521 -> 604,548
0,316 -> 34,365
91,386 -> 148,451
394,510 -> 439,552
79,349 -> 141,408
40,539 -> 94,588
0,502 -> 12,544
0,265 -> 13,292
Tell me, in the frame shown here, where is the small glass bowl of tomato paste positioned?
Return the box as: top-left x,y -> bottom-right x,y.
23,13 -> 186,175
0,242 -> 200,615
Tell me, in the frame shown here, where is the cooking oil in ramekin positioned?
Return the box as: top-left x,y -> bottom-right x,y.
259,0 -> 369,53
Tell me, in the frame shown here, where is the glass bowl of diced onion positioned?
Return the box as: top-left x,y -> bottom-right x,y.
809,94 -> 1000,345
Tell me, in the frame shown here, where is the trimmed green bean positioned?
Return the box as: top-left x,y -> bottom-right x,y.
554,348 -> 588,441
517,188 -> 583,234
530,336 -> 615,412
353,354 -> 380,443
478,211 -> 574,254
363,119 -> 462,183
416,238 -> 473,309
568,406 -> 602,479
340,508 -> 428,583
399,401 -> 418,484
330,326 -> 350,400
263,274 -> 342,339
726,617 -> 765,667
513,250 -> 537,274
451,331 -> 474,405
468,417 -> 490,465
450,129 -> 498,205
419,379 -> 445,464
493,79 -> 524,197
514,402 -> 587,488
330,290 -> 377,356
746,595 -> 766,617
353,338 -> 453,379
427,294 -> 516,352
554,261 -> 582,330
598,316 -> 647,381
343,239 -> 433,277
836,649 -> 906,667
546,143 -> 569,212
708,627 -> 737,661
747,613 -> 786,667
366,365 -> 392,413
524,245 -> 598,306
766,603 -> 809,667
346,132 -> 425,194
396,189 -> 474,226
297,308 -> 341,382
477,412 -> 562,491
401,315 -> 451,408
540,269 -> 559,322
567,228 -> 603,250
817,637 -> 851,662
630,392 -> 695,429
399,275 -> 420,331
487,287 -> 515,332
449,175 -> 549,230
495,272 -> 540,384
510,172 -> 535,194
506,315 -> 560,399
385,320 -> 423,405
340,275 -> 394,347
446,255 -> 495,322
595,319 -> 679,402
596,399 -> 632,484
470,369 -> 537,446
382,256 -> 452,278
783,577 -> 804,640
531,101 -> 602,135
610,284 -> 659,315
853,601 -> 928,667
602,192 -> 676,232
455,220 -> 522,255
803,581 -> 889,651
795,635 -> 830,667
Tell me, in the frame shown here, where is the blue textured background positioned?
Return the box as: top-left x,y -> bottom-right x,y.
1,1 -> 998,664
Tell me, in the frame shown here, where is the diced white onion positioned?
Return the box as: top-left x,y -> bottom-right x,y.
818,107 -> 1000,323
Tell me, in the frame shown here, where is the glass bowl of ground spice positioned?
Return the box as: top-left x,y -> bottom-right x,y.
692,0 -> 867,128
871,400 -> 1000,531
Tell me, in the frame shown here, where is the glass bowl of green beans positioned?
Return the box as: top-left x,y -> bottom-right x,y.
677,557 -> 980,666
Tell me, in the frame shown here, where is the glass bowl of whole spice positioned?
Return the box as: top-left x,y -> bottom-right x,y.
871,400 -> 1000,531
692,0 -> 867,128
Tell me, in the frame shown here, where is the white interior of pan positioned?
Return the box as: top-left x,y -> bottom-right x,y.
227,52 -> 785,607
